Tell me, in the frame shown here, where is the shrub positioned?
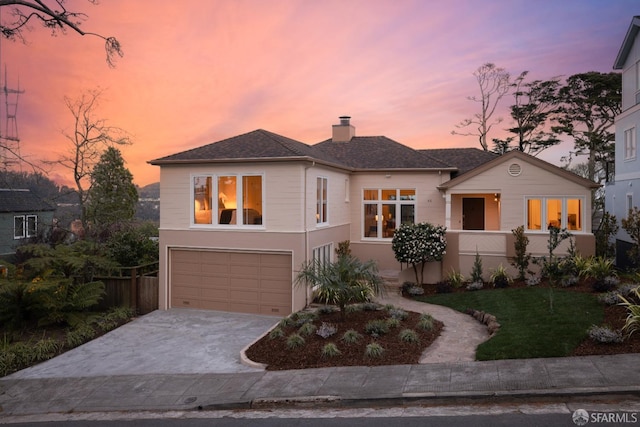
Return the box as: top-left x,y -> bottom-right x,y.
278,316 -> 294,328
316,305 -> 338,314
407,285 -> 425,296
621,207 -> 640,267
593,275 -> 619,293
0,281 -> 36,330
588,325 -> 623,344
386,317 -> 401,329
364,342 -> 384,358
292,311 -> 318,326
364,319 -> 389,336
586,257 -> 617,282
446,268 -> 465,289
341,329 -> 362,344
399,329 -> 420,344
490,264 -> 512,288
436,281 -> 452,294
526,275 -> 541,287
268,327 -> 285,340
595,212 -> 618,258
362,302 -> 382,311
298,322 -> 317,336
619,286 -> 640,338
316,322 -> 337,339
65,324 -> 96,348
388,308 -> 408,320
286,333 -> 305,349
392,222 -> 447,285
321,342 -> 341,358
295,254 -> 383,320
510,225 -> 531,281
470,250 -> 483,284
560,275 -> 579,288
418,313 -> 435,331
466,281 -> 484,291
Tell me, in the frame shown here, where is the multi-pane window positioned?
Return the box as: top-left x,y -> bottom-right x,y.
316,177 -> 328,224
192,174 -> 263,226
363,189 -> 415,238
13,215 -> 37,239
525,197 -> 584,232
624,127 -> 637,160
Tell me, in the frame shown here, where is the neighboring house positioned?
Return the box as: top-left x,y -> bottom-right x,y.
150,117 -> 598,315
0,188 -> 55,256
606,15 -> 640,268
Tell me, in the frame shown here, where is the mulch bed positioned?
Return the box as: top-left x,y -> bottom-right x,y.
244,308 -> 443,371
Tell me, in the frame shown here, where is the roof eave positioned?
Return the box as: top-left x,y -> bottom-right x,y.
614,16 -> 640,70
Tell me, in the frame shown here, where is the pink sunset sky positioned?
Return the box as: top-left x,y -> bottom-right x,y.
2,0 -> 638,187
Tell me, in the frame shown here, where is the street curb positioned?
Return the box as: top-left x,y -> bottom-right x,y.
197,386 -> 640,411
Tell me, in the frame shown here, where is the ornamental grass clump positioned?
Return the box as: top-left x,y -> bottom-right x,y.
298,322 -> 317,336
364,319 -> 389,336
418,313 -> 435,331
321,343 -> 341,358
399,329 -> 420,344
341,329 -> 362,344
619,286 -> 640,338
286,333 -> 305,349
364,342 -> 384,358
268,327 -> 285,340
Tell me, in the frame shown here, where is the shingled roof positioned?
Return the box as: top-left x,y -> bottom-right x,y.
0,189 -> 56,213
150,129 -> 340,165
314,136 -> 452,170
421,148 -> 498,176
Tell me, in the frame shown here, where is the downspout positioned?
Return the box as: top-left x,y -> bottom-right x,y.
302,161 -> 316,307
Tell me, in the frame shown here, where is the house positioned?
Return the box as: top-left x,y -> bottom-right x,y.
150,117 -> 598,316
606,15 -> 640,268
0,188 -> 56,256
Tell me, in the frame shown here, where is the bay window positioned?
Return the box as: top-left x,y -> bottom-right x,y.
363,189 -> 415,238
525,197 -> 584,232
192,174 -> 263,226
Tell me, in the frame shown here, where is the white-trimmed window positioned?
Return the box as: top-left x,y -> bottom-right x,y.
363,189 -> 415,238
316,177 -> 328,224
312,243 -> 332,268
192,174 -> 263,226
525,197 -> 584,232
624,127 -> 637,161
14,215 -> 37,239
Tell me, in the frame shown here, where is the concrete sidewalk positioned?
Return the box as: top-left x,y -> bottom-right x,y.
1,353 -> 640,416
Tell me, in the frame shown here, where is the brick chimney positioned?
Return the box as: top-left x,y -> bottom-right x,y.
332,116 -> 355,142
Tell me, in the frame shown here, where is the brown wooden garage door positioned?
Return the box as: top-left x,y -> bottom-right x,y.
170,249 -> 292,315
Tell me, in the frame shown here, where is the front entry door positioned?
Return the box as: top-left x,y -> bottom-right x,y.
462,198 -> 485,230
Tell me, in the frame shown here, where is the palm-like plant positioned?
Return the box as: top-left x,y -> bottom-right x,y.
295,254 -> 384,319
619,286 -> 640,338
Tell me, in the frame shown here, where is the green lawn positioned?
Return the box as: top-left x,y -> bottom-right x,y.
416,288 -> 603,360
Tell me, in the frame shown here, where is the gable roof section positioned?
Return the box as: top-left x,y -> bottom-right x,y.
437,150 -> 600,190
421,148 -> 498,176
149,129 -> 340,166
0,189 -> 56,213
314,136 -> 453,170
614,15 -> 640,70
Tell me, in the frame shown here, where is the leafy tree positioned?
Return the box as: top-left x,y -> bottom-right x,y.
621,207 -> 640,268
510,225 -> 531,281
453,63 -> 511,151
52,89 -> 132,227
0,0 -> 123,67
106,226 -> 159,267
554,72 -> 622,182
392,222 -> 447,284
595,212 -> 618,259
85,146 -> 138,235
493,72 -> 561,155
295,254 -> 383,320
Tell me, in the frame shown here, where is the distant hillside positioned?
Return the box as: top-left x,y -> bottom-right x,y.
138,182 -> 159,199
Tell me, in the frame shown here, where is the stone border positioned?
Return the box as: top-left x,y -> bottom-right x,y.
466,309 -> 501,336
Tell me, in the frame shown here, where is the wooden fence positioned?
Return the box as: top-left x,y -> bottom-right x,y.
95,262 -> 159,315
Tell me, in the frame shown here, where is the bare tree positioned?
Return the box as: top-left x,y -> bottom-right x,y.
0,0 -> 122,67
51,89 -> 132,225
453,63 -> 511,151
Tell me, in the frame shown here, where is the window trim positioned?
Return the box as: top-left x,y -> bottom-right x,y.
191,173 -> 265,228
316,176 -> 328,225
362,188 -> 416,239
13,215 -> 25,239
524,196 -> 586,233
624,127 -> 637,161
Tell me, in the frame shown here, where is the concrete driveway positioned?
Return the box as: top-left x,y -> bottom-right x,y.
6,308 -> 280,379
